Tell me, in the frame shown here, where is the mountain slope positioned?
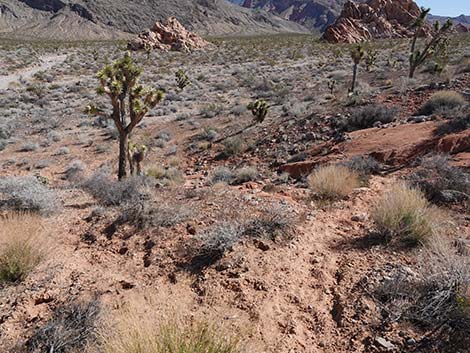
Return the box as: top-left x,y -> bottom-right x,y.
0,0 -> 308,40
228,0 -> 348,31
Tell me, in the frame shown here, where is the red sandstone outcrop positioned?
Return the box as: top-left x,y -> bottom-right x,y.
128,17 -> 211,52
322,0 -> 426,43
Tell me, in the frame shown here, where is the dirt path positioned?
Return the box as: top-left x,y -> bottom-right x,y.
0,54 -> 67,90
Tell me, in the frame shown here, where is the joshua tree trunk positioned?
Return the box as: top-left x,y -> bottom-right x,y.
118,132 -> 129,180
409,65 -> 417,79
351,63 -> 358,93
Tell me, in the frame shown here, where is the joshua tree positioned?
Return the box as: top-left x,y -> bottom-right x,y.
365,49 -> 378,72
409,7 -> 452,78
247,99 -> 269,123
328,79 -> 337,94
350,44 -> 365,93
175,69 -> 191,91
96,52 -> 164,179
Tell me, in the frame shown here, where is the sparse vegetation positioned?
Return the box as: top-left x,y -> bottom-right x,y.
372,182 -> 445,245
308,165 -> 360,200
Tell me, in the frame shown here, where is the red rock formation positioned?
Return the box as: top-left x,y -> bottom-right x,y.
323,0 -> 426,43
128,17 -> 211,52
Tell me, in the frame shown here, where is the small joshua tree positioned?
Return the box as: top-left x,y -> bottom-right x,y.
350,44 -> 365,93
328,79 -> 337,94
96,52 -> 164,179
247,99 -> 269,123
409,8 -> 452,78
175,69 -> 191,91
365,49 -> 378,72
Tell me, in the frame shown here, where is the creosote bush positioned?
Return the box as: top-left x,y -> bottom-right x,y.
347,104 -> 398,130
0,213 -> 46,284
308,165 -> 360,200
419,91 -> 466,115
193,203 -> 296,267
81,170 -> 148,206
221,137 -> 245,157
0,176 -> 60,216
25,299 -> 100,353
409,154 -> 469,204
376,238 -> 470,349
340,155 -> 381,184
372,182 -> 445,245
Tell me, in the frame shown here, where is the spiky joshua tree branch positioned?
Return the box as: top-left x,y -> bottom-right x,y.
409,8 -> 452,78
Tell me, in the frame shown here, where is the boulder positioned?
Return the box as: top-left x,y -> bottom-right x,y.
323,0 -> 428,43
128,17 -> 211,52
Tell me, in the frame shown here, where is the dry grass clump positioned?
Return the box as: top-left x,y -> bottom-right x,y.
308,165 -> 360,200
419,91 -> 466,115
372,182 -> 445,245
93,302 -> 242,353
0,213 -> 46,284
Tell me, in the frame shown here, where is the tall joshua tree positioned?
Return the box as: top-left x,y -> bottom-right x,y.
350,44 -> 365,93
96,52 -> 164,179
409,7 -> 452,78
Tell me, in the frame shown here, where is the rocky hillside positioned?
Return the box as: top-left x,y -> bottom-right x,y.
323,0 -> 424,43
229,0 -> 348,31
0,0 -> 308,40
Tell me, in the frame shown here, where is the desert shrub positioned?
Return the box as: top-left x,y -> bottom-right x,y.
118,200 -> 192,230
0,176 -> 60,216
65,160 -> 86,181
25,300 -> 100,353
419,91 -> 466,115
47,131 -> 62,142
146,165 -> 184,185
95,302 -> 241,353
0,213 -> 46,284
232,167 -> 259,185
340,155 -> 380,183
200,103 -> 223,119
409,155 -> 469,204
81,170 -> 148,206
243,203 -> 295,240
0,139 -> 7,151
56,147 -> 70,155
435,114 -> 470,136
307,165 -> 360,200
376,239 -> 470,348
221,137 -> 245,157
457,57 -> 470,74
346,104 -> 398,130
372,182 -> 444,245
209,167 -> 235,185
19,142 -> 39,152
193,222 -> 244,267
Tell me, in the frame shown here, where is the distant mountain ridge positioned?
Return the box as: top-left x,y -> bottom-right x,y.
227,0 -> 348,31
429,14 -> 470,26
0,0 -> 308,40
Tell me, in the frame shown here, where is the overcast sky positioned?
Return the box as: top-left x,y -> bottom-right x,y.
416,0 -> 469,17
